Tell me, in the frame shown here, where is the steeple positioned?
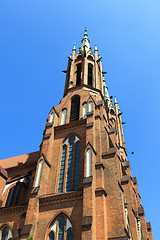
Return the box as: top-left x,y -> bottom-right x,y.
81,27 -> 91,52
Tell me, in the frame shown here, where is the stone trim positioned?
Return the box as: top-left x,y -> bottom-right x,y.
95,162 -> 105,170
83,176 -> 93,186
0,166 -> 8,180
85,142 -> 97,155
108,127 -> 116,134
108,237 -> 129,240
122,161 -> 130,168
0,204 -> 27,215
132,177 -> 137,185
46,122 -> 53,128
39,190 -> 83,207
138,206 -> 144,216
21,224 -> 32,236
95,187 -> 107,197
43,133 -> 51,139
54,119 -> 86,134
86,111 -> 94,117
121,175 -> 130,185
102,147 -> 117,158
96,100 -> 104,106
86,122 -> 93,128
81,216 -> 92,227
146,222 -> 151,231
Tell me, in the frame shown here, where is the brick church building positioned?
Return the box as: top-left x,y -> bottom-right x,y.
0,29 -> 153,240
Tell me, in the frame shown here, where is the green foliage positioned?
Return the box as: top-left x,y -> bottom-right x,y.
27,236 -> 33,240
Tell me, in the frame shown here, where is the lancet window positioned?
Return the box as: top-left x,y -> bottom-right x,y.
49,112 -> 55,123
70,96 -> 80,122
83,103 -> 87,119
61,109 -> 67,125
86,149 -> 91,177
58,136 -> 81,193
5,183 -> 24,207
48,215 -> 73,240
88,63 -> 93,87
76,63 -> 81,86
0,226 -> 12,240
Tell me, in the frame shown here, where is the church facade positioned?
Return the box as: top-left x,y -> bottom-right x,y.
0,29 -> 153,240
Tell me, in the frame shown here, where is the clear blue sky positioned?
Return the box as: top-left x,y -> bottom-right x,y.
0,0 -> 159,238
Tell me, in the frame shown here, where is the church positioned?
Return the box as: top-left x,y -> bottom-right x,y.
0,29 -> 153,240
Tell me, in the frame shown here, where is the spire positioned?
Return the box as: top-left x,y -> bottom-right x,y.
73,43 -> 76,50
81,27 -> 91,51
103,75 -> 110,101
95,44 -> 98,51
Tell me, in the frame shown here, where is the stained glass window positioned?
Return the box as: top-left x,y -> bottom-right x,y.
58,145 -> 67,193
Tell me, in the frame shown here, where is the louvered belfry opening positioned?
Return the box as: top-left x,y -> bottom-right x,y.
70,96 -> 80,122
76,63 -> 81,86
88,63 -> 93,86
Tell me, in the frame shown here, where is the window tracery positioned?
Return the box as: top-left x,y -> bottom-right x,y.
0,226 -> 12,240
58,136 -> 81,193
48,215 -> 73,240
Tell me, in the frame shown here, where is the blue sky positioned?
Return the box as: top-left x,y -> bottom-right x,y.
0,0 -> 160,238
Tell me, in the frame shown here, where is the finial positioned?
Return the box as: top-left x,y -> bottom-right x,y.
81,27 -> 91,51
95,44 -> 98,51
103,75 -> 105,82
69,53 -> 72,59
115,97 -> 118,104
73,43 -> 76,50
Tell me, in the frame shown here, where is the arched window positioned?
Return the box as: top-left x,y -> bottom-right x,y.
86,149 -> 91,177
89,101 -> 92,112
83,103 -> 87,119
76,63 -> 81,86
1,226 -> 12,240
50,112 -> 54,123
58,136 -> 81,193
88,64 -> 93,87
35,160 -> 43,187
61,109 -> 67,125
70,96 -> 80,122
5,183 -> 22,207
48,215 -> 73,240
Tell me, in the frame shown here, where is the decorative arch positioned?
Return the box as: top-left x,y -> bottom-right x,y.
46,213 -> 74,240
0,224 -> 13,240
58,135 -> 81,193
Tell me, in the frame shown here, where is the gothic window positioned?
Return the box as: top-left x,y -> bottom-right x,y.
86,149 -> 91,177
83,103 -> 87,119
61,109 -> 67,125
0,226 -> 12,240
49,112 -> 54,123
48,215 -> 73,240
88,64 -> 93,87
58,136 -> 81,193
70,96 -> 80,122
89,101 -> 92,112
76,63 -> 81,86
5,183 -> 22,207
35,160 -> 43,187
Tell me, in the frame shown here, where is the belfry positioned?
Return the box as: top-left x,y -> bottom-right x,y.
0,29 -> 153,240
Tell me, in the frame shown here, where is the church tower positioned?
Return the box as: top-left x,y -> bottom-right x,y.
0,29 -> 153,240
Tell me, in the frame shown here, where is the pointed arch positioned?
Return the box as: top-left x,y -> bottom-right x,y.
0,224 -> 12,240
46,213 -> 74,240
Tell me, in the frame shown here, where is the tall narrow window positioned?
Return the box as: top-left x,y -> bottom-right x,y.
86,149 -> 91,177
58,136 -> 81,193
66,136 -> 74,192
49,231 -> 55,240
76,63 -> 81,86
70,96 -> 80,122
83,103 -> 87,119
35,160 -> 43,187
88,64 -> 93,86
50,112 -> 54,123
73,141 -> 81,190
58,145 -> 67,193
58,216 -> 65,240
61,109 -> 67,125
67,229 -> 73,240
89,101 -> 92,112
